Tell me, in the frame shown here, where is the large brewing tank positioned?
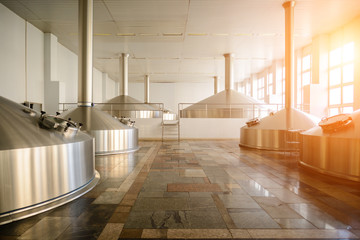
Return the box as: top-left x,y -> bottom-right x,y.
180,89 -> 262,118
0,96 -> 99,224
61,107 -> 139,155
104,95 -> 161,119
300,110 -> 360,182
240,108 -> 319,150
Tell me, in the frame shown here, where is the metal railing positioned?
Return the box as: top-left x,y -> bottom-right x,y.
178,103 -> 310,119
59,102 -> 165,118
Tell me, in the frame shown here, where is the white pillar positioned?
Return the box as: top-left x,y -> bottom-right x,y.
144,75 -> 150,103
120,53 -> 129,95
214,76 -> 219,94
77,0 -> 93,107
283,1 -> 295,129
224,53 -> 234,90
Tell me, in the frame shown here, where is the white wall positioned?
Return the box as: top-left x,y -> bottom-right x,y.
0,3 -> 118,110
180,118 -> 247,139
57,43 -> 77,103
93,68 -> 103,103
26,23 -> 44,104
0,3 -> 26,103
129,82 -> 213,113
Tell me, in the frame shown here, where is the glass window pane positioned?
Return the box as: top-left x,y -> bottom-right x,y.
297,89 -> 302,104
329,108 -> 339,116
329,88 -> 341,105
343,64 -> 354,83
343,85 -> 354,104
330,48 -> 341,67
253,80 -> 257,98
302,72 -> 311,86
282,67 -> 285,78
342,107 -> 353,114
329,68 -> 341,86
297,59 -> 301,74
268,73 -> 273,84
302,55 -> 311,71
343,42 -> 354,62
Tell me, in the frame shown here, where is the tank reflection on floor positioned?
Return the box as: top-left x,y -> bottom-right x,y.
0,141 -> 359,239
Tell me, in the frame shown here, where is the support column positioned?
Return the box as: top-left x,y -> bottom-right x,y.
283,1 -> 295,129
44,33 -> 59,113
144,75 -> 150,103
224,53 -> 234,91
214,76 -> 218,94
120,53 -> 129,96
77,0 -> 93,107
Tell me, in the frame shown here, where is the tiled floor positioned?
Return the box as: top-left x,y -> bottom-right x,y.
1,140 -> 360,239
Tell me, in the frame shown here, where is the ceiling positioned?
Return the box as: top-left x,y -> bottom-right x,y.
1,0 -> 360,84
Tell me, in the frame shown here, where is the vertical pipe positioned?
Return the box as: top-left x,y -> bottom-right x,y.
283,1 -> 295,129
25,21 -> 28,102
78,0 -> 93,107
120,53 -> 129,96
213,76 -> 218,94
144,75 -> 150,103
224,53 -> 234,90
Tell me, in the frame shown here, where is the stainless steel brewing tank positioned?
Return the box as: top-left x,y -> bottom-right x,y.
180,90 -> 261,118
0,96 -> 98,224
103,95 -> 161,118
240,108 -> 319,151
60,106 -> 139,155
300,110 -> 360,182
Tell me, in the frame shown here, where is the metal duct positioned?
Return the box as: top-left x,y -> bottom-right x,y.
214,76 -> 218,94
61,0 -> 139,154
224,53 -> 234,91
120,53 -> 129,96
78,0 -> 92,107
300,110 -> 360,182
0,96 -> 99,224
283,0 -> 295,129
144,75 -> 150,103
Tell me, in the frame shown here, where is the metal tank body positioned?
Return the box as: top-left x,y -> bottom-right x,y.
180,89 -> 262,118
103,95 -> 161,119
300,110 -> 360,182
240,108 -> 319,151
60,106 -> 139,155
0,96 -> 98,224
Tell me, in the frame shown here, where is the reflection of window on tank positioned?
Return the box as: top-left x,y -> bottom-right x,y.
328,42 -> 354,116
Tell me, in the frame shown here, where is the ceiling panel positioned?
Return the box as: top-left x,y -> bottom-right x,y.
1,0 -> 360,85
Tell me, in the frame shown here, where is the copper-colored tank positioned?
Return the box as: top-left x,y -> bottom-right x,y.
300,110 -> 360,182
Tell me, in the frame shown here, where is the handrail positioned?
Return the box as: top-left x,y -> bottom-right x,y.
178,102 -> 310,119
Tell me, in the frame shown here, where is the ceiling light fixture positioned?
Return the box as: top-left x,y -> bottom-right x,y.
188,33 -> 208,36
94,33 -> 112,36
116,33 -> 136,36
234,33 -> 252,36
162,33 -> 183,36
139,33 -> 158,36
258,33 -> 277,37
212,33 -> 229,36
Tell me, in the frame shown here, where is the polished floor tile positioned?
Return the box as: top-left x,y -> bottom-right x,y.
18,217 -> 73,240
1,140 -> 360,239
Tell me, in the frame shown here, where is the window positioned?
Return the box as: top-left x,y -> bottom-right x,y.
252,79 -> 258,99
267,73 -> 273,96
296,53 -> 312,107
246,80 -> 251,96
282,66 -> 285,104
257,77 -> 265,102
328,42 -> 354,116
